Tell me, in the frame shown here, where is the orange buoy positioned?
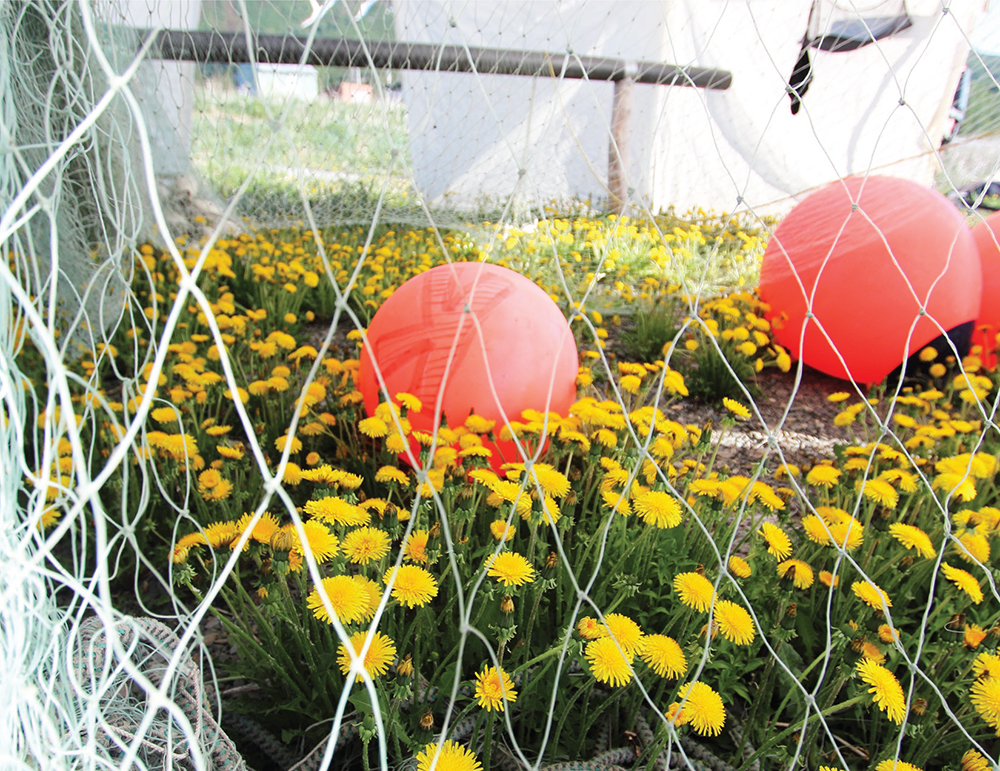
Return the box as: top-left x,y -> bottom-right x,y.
358,262 -> 578,469
972,211 -> 1000,370
759,176 -> 981,383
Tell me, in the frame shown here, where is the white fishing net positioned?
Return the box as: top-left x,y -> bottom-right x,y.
4,1 -> 1000,770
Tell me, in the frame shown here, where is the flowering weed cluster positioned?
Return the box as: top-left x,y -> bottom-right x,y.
14,211 -> 1000,771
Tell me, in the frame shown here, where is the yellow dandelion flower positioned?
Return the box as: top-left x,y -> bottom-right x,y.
415,740 -> 482,771
217,444 -> 244,460
236,511 -> 278,544
601,488 -> 632,516
806,465 -> 841,487
638,634 -> 687,678
304,496 -> 370,527
672,682 -> 726,737
714,600 -> 755,645
197,468 -> 221,489
403,529 -> 430,563
888,523 -> 936,559
856,658 -> 905,724
861,641 -> 885,664
594,428 -> 618,448
307,575 -> 369,624
620,374 -> 642,394
383,565 -> 438,608
509,462 -> 570,498
974,652 -> 1000,679
933,472 -> 977,502
603,613 -> 644,656
879,469 -> 919,493
862,478 -> 899,509
966,624 -> 988,649
633,490 -> 683,529
673,572 -> 715,612
819,570 -> 839,588
489,519 -> 516,542
577,616 -> 605,640
288,521 -> 340,562
827,392 -> 851,402
728,556 -> 751,578
722,397 -> 750,420
956,530 -> 991,564
274,434 -> 302,454
961,750 -> 990,771
205,477 -> 232,501
814,507 -> 864,550
374,465 -> 409,486
877,624 -> 899,644
202,521 -> 239,548
151,406 -> 181,424
474,665 -> 518,712
485,552 -> 535,587
852,580 -> 892,610
454,442 -> 489,460
359,416 -> 389,438
874,761 -> 923,771
941,562 -> 983,604
759,522 -> 792,560
465,414 -> 496,434
282,462 -> 302,485
351,575 -> 381,622
971,676 -> 1000,733
802,514 -> 835,547
585,636 -> 633,687
341,526 -> 391,565
777,559 -> 814,589
337,631 -> 396,682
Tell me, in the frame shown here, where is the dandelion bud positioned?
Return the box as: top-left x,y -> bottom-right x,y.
419,709 -> 434,729
545,552 -> 558,569
500,595 -> 514,614
270,529 -> 296,553
786,603 -> 797,617
911,697 -> 928,715
397,654 -> 414,677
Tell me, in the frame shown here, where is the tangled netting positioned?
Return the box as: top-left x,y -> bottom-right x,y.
6,2 -> 1000,771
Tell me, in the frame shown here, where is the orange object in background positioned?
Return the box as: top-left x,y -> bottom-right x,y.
972,211 -> 1000,370
358,262 -> 578,470
759,176 -> 981,384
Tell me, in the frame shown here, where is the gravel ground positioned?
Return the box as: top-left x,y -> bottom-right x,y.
662,365 -> 856,476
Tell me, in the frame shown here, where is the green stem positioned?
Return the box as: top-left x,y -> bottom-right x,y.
704,423 -> 729,478
521,580 -> 546,669
482,710 -> 496,770
736,694 -> 866,771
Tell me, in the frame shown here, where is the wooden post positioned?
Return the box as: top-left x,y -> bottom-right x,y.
608,68 -> 635,215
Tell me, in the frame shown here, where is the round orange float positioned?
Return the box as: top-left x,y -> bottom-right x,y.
358,262 -> 578,469
971,211 -> 1000,370
759,176 -> 981,383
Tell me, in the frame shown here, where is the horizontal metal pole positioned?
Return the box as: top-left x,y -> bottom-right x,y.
143,29 -> 731,90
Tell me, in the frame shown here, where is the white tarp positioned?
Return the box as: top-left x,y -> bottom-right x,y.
120,0 -> 203,177
395,0 -> 983,216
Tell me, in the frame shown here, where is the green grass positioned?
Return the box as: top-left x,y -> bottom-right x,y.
190,83 -> 414,221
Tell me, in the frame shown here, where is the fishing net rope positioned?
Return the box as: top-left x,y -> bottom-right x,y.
4,1 -> 1000,770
